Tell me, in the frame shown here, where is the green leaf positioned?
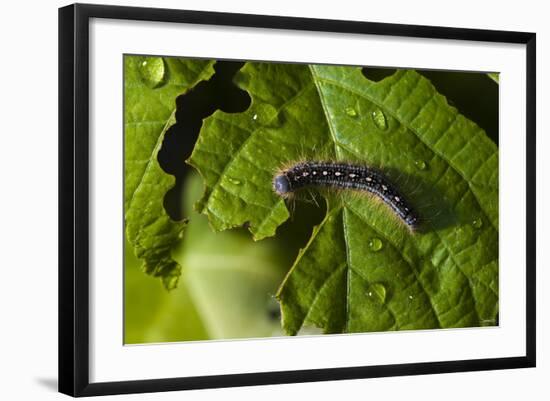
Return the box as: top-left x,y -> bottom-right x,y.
125,56 -> 215,289
189,63 -> 498,334
487,72 -> 500,84
125,173 -> 286,343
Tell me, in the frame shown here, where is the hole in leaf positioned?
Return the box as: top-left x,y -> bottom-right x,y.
361,67 -> 397,82
361,66 -> 498,145
158,61 -> 251,220
417,69 -> 499,145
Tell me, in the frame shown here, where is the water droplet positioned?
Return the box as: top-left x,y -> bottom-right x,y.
253,103 -> 281,127
228,177 -> 242,185
415,160 -> 427,170
345,107 -> 357,117
472,218 -> 483,229
368,237 -> 383,252
408,295 -> 414,300
371,108 -> 388,130
139,57 -> 166,88
369,283 -> 387,304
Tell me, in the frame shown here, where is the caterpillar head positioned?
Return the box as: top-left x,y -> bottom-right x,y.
273,174 -> 291,195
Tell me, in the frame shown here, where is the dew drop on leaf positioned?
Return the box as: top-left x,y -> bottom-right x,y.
227,177 -> 242,185
371,108 -> 388,130
345,107 -> 358,117
253,103 -> 280,127
369,282 -> 387,304
139,57 -> 167,88
415,160 -> 427,170
368,237 -> 383,252
472,217 -> 483,229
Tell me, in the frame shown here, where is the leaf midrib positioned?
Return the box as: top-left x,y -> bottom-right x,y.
307,66 -> 482,329
344,203 -> 443,328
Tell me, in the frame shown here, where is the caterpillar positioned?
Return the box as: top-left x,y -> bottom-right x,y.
273,161 -> 419,230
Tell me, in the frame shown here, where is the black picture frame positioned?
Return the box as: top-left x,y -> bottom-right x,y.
58,3 -> 536,397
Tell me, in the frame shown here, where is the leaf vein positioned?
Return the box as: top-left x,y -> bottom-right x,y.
315,75 -> 498,231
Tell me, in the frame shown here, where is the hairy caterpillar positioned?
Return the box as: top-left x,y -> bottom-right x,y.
273,161 -> 419,230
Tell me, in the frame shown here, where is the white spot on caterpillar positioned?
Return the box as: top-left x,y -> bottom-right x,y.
302,172 -> 309,177
335,171 -> 342,176
366,177 -> 372,182
322,171 -> 328,176
349,173 -> 356,178
382,185 -> 388,191
394,196 -> 400,202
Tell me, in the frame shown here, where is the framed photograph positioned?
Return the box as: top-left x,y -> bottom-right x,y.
58,3 -> 536,397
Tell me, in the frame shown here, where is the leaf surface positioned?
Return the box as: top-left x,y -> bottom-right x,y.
125,56 -> 215,288
487,72 -> 500,84
189,63 -> 498,333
